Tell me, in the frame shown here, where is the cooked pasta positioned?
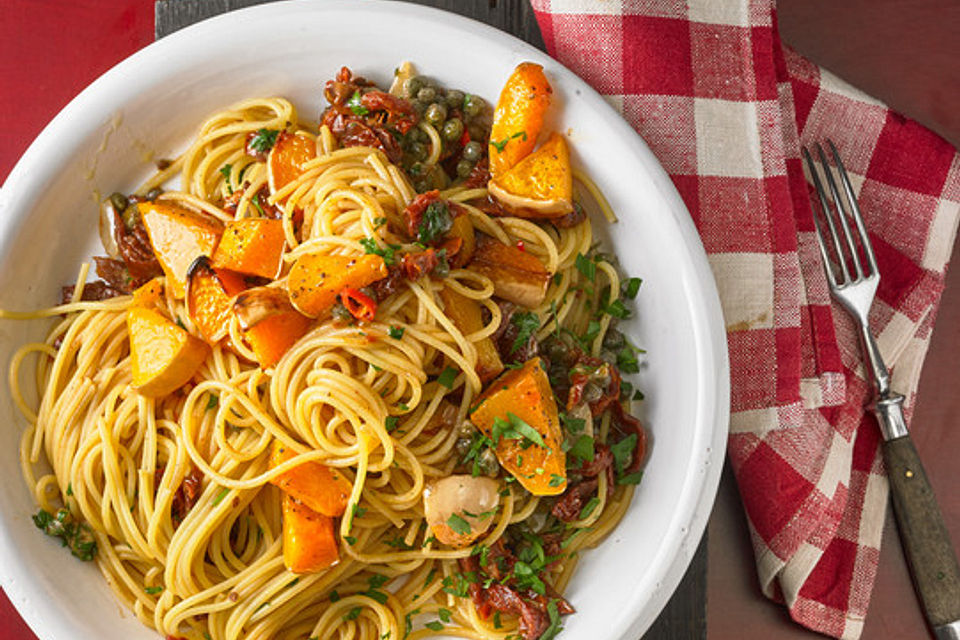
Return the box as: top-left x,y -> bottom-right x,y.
5,63 -> 646,640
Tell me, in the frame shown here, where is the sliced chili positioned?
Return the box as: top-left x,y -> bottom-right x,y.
340,287 -> 377,321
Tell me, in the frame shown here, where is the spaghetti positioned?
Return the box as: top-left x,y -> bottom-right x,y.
6,64 -> 646,640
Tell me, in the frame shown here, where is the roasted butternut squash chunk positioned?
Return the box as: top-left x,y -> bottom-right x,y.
269,441 -> 352,517
127,306 -> 209,397
469,234 -> 550,309
131,277 -> 164,309
233,287 -> 312,368
139,200 -> 224,299
469,357 -> 566,495
287,253 -> 387,318
488,62 -> 552,178
488,132 -> 573,217
282,494 -> 339,573
438,287 -> 503,383
211,218 -> 286,279
186,257 -> 246,344
268,131 -> 317,194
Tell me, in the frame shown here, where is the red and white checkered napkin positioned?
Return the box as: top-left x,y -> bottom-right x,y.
530,1 -> 960,637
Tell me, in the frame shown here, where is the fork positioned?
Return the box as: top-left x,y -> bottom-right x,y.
805,141 -> 960,639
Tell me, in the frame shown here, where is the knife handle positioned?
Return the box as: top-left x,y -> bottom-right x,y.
881,421 -> 960,628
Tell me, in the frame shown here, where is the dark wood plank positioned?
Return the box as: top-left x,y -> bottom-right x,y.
154,2 -> 706,638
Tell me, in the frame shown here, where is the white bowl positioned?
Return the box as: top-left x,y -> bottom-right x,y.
0,2 -> 728,639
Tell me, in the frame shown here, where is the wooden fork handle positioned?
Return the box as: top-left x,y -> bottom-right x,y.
882,429 -> 960,630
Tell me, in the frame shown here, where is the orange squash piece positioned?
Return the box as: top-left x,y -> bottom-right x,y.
469,357 -> 566,495
437,287 -> 503,383
488,62 -> 552,178
131,277 -> 164,309
282,494 -> 339,573
127,306 -> 210,398
287,253 -> 388,318
233,287 -> 312,368
268,131 -> 317,194
488,133 -> 574,217
139,200 -> 224,299
186,257 -> 247,344
469,234 -> 550,309
269,440 -> 352,517
211,218 -> 286,279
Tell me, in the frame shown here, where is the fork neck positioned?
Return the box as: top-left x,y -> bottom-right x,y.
860,324 -> 892,395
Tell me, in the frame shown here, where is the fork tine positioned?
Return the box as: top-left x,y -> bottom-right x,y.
803,146 -> 851,284
828,139 -> 878,276
815,143 -> 864,280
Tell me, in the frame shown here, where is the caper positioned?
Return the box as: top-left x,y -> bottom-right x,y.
425,102 -> 447,126
467,124 -> 487,143
454,437 -> 473,459
108,192 -> 128,213
463,94 -> 486,118
404,76 -> 425,98
408,142 -> 428,162
445,89 -> 465,109
456,159 -> 474,179
582,382 -> 603,405
462,141 -> 483,162
544,338 -> 569,363
145,187 -> 162,201
331,302 -> 353,324
121,203 -> 139,231
458,420 -> 477,438
417,86 -> 438,103
441,118 -> 464,142
602,328 -> 625,350
477,449 -> 500,477
410,100 -> 427,116
428,165 -> 450,190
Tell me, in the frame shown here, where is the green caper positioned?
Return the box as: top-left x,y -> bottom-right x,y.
462,141 -> 483,162
410,100 -> 427,117
602,328 -> 625,350
441,118 -> 464,142
108,192 -> 128,213
121,202 -> 140,230
445,89 -> 465,109
582,382 -> 603,404
467,124 -> 487,143
477,448 -> 500,477
417,86 -> 438,103
456,159 -> 474,179
425,102 -> 447,126
458,420 -> 477,438
463,94 -> 486,118
454,437 -> 473,458
403,76 -> 424,99
408,142 -> 428,162
331,302 -> 353,324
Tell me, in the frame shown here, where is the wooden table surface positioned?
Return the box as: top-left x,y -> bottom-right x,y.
0,1 -> 957,639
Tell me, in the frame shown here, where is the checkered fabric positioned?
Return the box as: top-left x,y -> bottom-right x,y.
530,1 -> 960,638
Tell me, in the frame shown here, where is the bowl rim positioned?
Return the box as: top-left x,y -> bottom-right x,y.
0,2 -> 729,639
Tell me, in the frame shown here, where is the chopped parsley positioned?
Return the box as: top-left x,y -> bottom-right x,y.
436,366 -> 458,389
212,487 -> 229,506
618,471 -> 645,485
347,91 -> 369,116
344,535 -> 357,546
144,585 -> 163,595
248,128 -> 279,153
342,606 -> 362,621
206,394 -> 219,411
602,298 -> 631,319
446,513 -> 472,535
389,325 -> 405,339
417,201 -> 453,244
579,497 -> 601,520
385,416 -> 400,433
441,572 -> 475,597
575,253 -> 596,281
490,130 -> 527,153
540,600 -> 564,640
329,590 -> 341,602
566,434 -> 595,463
548,474 -> 565,487
622,277 -> 642,300
611,433 -> 638,473
425,621 -> 444,631
360,236 -> 399,266
510,311 -> 540,354
491,412 -> 545,449
438,607 -> 452,623
617,344 -> 640,374
219,164 -> 233,194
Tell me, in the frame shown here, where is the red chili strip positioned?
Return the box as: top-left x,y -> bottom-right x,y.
340,287 -> 378,321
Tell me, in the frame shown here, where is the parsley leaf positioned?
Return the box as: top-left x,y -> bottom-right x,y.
248,128 -> 279,153
579,497 -> 600,520
491,413 -> 545,448
347,91 -> 369,116
510,311 -> 540,354
437,366 -> 457,389
548,474 -> 565,487
618,471 -> 644,485
575,253 -> 596,281
385,416 -> 400,433
602,298 -> 631,319
33,508 -> 97,561
610,433 -> 638,473
417,201 -> 453,244
446,513 -> 472,535
144,585 -> 163,595
389,326 -> 405,339
490,130 -> 527,153
342,606 -> 362,621
425,621 -> 444,631
540,600 -> 564,640
212,487 -> 229,506
622,277 -> 642,300
617,345 -> 640,374
567,435 -> 595,462
359,237 -> 398,266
